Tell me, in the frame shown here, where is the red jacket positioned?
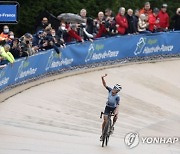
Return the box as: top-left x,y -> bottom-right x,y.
158,10 -> 169,29
148,14 -> 159,32
95,24 -> 107,38
115,14 -> 128,35
68,29 -> 82,42
139,8 -> 152,16
0,32 -> 8,41
65,24 -> 83,42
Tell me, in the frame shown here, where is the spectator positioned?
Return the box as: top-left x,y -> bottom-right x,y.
138,14 -> 150,33
50,28 -> 65,48
104,8 -> 117,36
0,25 -> 10,41
10,38 -> 22,59
80,9 -> 87,22
105,8 -> 113,19
115,7 -> 128,35
126,9 -> 137,34
148,8 -> 160,32
8,31 -> 15,40
158,4 -> 169,31
0,43 -> 15,65
36,17 -> 51,32
140,2 -> 152,17
7,31 -> 15,45
32,30 -> 44,47
57,21 -> 68,43
94,11 -> 105,35
57,22 -> 83,43
19,33 -> 35,56
67,23 -> 84,42
172,8 -> 180,31
94,12 -> 109,38
134,9 -> 140,32
79,9 -> 94,40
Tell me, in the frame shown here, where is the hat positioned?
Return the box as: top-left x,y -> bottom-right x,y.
24,33 -> 32,39
162,4 -> 168,8
37,30 -> 43,35
153,8 -> 159,14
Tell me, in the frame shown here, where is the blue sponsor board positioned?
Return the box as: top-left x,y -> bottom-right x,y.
0,2 -> 19,23
0,31 -> 180,91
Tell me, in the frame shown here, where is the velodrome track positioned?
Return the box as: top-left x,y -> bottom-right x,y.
0,59 -> 180,154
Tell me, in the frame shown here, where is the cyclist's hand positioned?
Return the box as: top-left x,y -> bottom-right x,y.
102,74 -> 107,78
114,109 -> 119,116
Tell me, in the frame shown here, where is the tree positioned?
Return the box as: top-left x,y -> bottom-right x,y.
1,0 -> 178,36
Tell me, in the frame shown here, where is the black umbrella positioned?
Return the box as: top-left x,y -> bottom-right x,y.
57,13 -> 85,23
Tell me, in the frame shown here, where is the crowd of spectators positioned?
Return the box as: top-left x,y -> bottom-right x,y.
0,2 -> 180,67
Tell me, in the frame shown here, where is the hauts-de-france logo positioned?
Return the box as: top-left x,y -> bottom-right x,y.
85,43 -> 104,62
85,43 -> 119,62
134,37 -> 173,55
15,60 -> 37,81
45,50 -> 73,71
0,71 -> 5,79
0,70 -> 9,87
134,37 -> 147,55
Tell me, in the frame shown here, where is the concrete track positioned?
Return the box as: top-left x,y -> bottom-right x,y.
0,59 -> 180,154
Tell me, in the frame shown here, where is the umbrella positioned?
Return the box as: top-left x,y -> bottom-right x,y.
57,13 -> 85,23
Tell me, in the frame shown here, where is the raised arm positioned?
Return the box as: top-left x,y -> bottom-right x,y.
101,74 -> 107,88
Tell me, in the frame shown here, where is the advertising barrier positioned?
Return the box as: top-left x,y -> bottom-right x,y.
0,31 -> 180,91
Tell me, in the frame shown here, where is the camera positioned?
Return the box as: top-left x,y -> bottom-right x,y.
26,40 -> 30,44
79,23 -> 86,28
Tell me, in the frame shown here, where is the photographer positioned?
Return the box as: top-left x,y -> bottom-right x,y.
50,29 -> 65,48
77,23 -> 93,41
105,19 -> 117,36
94,12 -> 105,35
19,33 -> 35,56
79,9 -> 94,40
94,11 -> 111,38
172,8 -> 180,31
38,31 -> 60,54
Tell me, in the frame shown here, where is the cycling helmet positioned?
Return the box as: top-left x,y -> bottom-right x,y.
113,84 -> 122,91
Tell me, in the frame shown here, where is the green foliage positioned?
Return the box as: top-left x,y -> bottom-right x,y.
4,0 -> 179,36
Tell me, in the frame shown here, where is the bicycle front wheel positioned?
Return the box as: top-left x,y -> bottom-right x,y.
105,119 -> 111,146
102,120 -> 109,147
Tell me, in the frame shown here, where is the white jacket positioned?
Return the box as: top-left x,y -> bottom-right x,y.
138,19 -> 148,32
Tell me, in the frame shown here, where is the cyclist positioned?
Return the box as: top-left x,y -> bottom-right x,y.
100,74 -> 122,141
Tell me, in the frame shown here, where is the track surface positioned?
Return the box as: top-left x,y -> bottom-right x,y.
0,60 -> 180,154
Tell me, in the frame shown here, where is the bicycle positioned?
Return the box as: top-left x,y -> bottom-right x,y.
100,111 -> 115,147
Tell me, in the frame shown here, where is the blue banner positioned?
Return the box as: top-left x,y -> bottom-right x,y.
0,31 -> 180,91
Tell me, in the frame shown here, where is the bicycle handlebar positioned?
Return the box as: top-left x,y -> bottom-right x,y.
100,111 -> 115,119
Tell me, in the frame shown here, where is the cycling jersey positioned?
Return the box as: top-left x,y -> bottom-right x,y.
106,86 -> 120,108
